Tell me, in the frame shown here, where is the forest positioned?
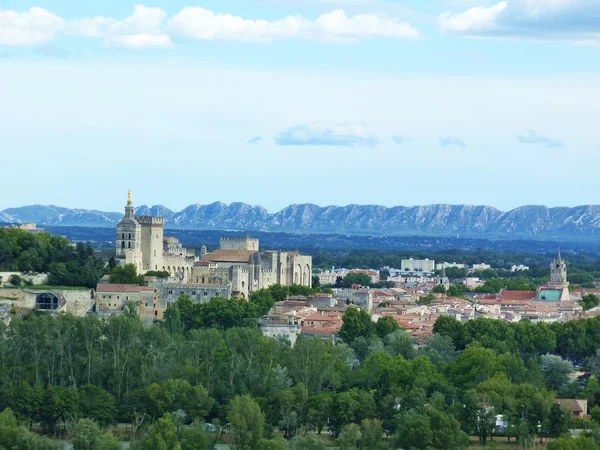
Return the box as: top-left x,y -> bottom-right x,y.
2,290 -> 600,449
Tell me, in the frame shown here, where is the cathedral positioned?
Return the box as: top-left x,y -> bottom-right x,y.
115,191 -> 197,280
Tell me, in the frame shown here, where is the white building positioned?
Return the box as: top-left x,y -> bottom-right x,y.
511,264 -> 530,272
472,263 -> 492,271
436,262 -> 466,271
401,258 -> 435,273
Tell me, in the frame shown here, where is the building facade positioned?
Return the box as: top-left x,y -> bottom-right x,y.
401,258 -> 435,273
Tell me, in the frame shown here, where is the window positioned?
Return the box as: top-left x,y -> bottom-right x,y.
192,291 -> 196,295
128,242 -> 131,248
168,290 -> 173,294
122,233 -> 125,239
121,241 -> 125,249
167,302 -> 172,307
126,296 -> 129,301
154,311 -> 158,316
204,292 -> 208,296
154,250 -> 156,257
145,303 -> 148,307
117,296 -> 120,300
129,233 -> 132,240
180,291 -> 184,295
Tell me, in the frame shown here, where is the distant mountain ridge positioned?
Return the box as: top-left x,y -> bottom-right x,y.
4,202 -> 600,241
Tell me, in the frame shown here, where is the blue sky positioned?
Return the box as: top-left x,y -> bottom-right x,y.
1,0 -> 600,213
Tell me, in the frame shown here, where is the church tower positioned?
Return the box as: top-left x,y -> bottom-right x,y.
550,250 -> 568,286
115,190 -> 143,271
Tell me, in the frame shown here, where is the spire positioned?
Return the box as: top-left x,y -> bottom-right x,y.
127,189 -> 133,206
556,248 -> 562,262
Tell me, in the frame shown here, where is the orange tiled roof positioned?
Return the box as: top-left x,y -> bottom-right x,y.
96,284 -> 154,293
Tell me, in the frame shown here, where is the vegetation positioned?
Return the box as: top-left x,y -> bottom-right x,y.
0,228 -> 105,288
2,301 -> 600,448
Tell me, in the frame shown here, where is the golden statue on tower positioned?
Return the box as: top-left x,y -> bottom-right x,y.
127,189 -> 132,206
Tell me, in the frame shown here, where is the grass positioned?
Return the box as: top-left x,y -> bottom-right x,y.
469,436 -> 549,449
4,285 -> 90,291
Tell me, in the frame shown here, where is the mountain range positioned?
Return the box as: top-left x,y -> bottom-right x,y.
3,203 -> 600,241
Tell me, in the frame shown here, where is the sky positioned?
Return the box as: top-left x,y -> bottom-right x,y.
1,0 -> 600,213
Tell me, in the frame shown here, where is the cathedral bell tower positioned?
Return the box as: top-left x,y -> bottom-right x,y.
115,190 -> 143,270
550,250 -> 568,286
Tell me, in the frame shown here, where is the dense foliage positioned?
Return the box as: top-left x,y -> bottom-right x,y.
1,307 -> 600,448
0,228 -> 105,288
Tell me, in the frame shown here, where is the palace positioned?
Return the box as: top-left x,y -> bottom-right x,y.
115,191 -> 312,300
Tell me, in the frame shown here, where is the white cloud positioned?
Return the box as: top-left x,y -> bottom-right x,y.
70,5 -> 172,49
517,130 -> 564,148
439,0 -> 600,43
1,4 -> 418,48
166,7 -> 420,42
0,7 -> 65,46
0,5 -> 171,49
439,2 -> 507,33
276,122 -> 378,146
439,136 -> 467,148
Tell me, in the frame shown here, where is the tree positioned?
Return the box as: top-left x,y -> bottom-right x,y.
432,284 -> 446,294
70,418 -> 120,450
78,385 -> 117,428
394,410 -> 432,450
290,433 -> 327,450
8,274 -> 21,286
109,264 -> 144,285
582,294 -> 600,311
375,316 -> 400,339
305,393 -> 333,434
384,330 -> 415,359
143,413 -> 180,450
0,408 -> 54,450
541,354 -> 574,392
337,423 -> 362,449
228,395 -> 265,450
417,293 -> 435,305
339,308 -> 375,343
342,273 -> 372,288
180,421 -> 216,450
548,403 -> 570,438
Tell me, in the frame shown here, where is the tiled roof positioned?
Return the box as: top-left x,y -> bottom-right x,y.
96,284 -> 155,293
200,249 -> 256,263
499,290 -> 537,301
556,399 -> 587,413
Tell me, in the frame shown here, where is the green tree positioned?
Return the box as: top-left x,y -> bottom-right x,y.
70,418 -> 120,450
180,421 -> 216,450
110,264 -> 144,285
228,395 -> 265,450
342,273 -> 372,288
432,284 -> 446,294
541,354 -> 573,392
375,316 -> 400,339
78,385 -> 117,428
417,293 -> 435,305
337,423 -> 362,449
582,294 -> 600,311
8,274 -> 21,286
143,413 -> 180,450
289,433 -> 327,450
339,308 -> 375,343
0,408 -> 54,450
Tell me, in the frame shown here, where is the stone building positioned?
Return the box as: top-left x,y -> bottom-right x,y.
115,191 -> 197,280
96,283 -> 160,320
192,237 -> 312,299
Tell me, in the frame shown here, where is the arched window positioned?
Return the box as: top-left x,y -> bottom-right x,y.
121,241 -> 125,249
129,233 -> 132,240
128,242 -> 131,248
121,233 -> 125,239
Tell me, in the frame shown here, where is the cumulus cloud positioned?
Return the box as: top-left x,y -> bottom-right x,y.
439,136 -> 466,148
71,5 -> 172,49
439,0 -> 600,43
248,136 -> 262,145
0,7 -> 65,46
0,5 -> 171,49
0,5 -> 419,48
166,8 -> 420,42
276,122 -> 378,147
517,130 -> 564,148
392,136 -> 404,144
